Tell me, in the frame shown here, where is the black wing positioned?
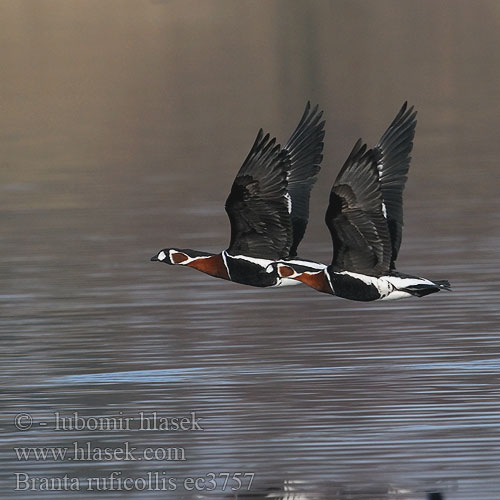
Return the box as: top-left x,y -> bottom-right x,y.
373,102 -> 417,268
225,129 -> 292,260
284,102 -> 325,257
325,140 -> 392,276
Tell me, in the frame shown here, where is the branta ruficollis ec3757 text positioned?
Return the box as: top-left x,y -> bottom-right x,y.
270,102 -> 451,301
151,102 -> 326,287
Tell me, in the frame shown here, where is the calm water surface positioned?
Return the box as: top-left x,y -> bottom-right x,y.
2,1 -> 500,499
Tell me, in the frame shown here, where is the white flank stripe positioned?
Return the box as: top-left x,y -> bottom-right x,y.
338,270 -> 377,286
384,276 -> 434,288
285,259 -> 327,270
227,254 -> 274,267
332,270 -> 436,301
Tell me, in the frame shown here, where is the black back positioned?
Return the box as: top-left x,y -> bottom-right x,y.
284,102 -> 325,257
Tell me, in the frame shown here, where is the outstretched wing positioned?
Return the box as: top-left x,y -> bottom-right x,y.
373,102 -> 417,268
284,102 -> 325,257
325,140 -> 392,276
225,129 -> 292,260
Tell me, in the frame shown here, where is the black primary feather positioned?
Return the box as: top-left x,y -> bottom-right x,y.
225,129 -> 292,260
373,102 -> 417,268
325,139 -> 392,276
283,102 -> 325,257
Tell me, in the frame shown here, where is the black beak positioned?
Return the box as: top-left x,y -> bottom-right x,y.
150,255 -> 158,261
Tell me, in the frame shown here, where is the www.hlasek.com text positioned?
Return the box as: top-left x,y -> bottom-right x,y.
15,441 -> 186,462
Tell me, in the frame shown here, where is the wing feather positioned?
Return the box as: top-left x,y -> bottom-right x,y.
225,129 -> 292,260
373,102 -> 417,267
284,102 -> 325,257
326,140 -> 392,275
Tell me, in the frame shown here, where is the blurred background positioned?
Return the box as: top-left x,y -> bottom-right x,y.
2,1 -> 500,499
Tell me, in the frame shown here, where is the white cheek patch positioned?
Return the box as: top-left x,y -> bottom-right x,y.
157,251 -> 167,261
